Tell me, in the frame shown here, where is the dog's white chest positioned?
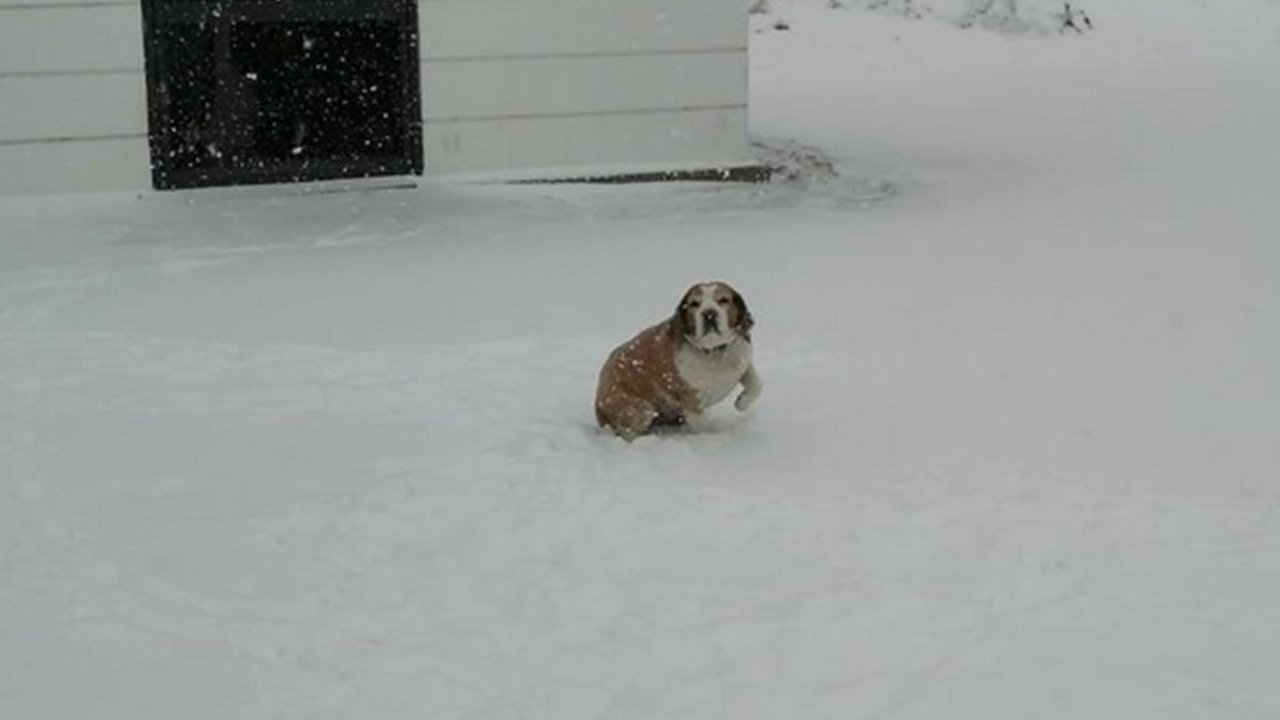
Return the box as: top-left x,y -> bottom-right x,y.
675,341 -> 752,411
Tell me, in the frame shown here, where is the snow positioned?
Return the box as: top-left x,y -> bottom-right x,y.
3,1 -> 1280,717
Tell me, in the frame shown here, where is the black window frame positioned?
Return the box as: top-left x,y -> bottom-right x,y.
140,0 -> 423,190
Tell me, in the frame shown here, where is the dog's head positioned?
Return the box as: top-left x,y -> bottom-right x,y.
673,281 -> 754,350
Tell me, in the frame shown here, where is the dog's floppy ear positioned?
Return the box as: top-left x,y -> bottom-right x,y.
732,290 -> 754,337
671,291 -> 696,337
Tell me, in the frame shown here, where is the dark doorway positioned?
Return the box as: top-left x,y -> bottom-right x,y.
141,0 -> 422,190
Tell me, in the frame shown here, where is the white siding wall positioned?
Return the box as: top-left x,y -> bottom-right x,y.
0,0 -> 751,193
418,0 -> 751,176
0,0 -> 151,194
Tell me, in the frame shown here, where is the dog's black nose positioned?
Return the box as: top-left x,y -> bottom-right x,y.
701,309 -> 719,331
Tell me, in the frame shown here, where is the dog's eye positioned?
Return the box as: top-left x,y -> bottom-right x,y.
717,297 -> 731,305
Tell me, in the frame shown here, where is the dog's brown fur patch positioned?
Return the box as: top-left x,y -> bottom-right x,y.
594,319 -> 700,440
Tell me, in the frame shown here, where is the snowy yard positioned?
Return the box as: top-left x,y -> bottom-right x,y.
3,1 -> 1280,718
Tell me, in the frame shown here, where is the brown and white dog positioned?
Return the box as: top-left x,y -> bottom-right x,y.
595,281 -> 762,440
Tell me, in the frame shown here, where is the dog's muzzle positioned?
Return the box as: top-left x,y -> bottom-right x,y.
701,309 -> 720,334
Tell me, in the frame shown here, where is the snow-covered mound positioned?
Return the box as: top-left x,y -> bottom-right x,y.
759,0 -> 1097,35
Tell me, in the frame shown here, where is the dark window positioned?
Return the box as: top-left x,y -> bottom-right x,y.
141,0 -> 422,190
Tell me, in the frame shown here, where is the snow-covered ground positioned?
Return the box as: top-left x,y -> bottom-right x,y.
4,1 -> 1280,717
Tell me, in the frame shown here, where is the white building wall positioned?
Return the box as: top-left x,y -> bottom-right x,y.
0,0 -> 752,194
0,0 -> 151,194
418,0 -> 751,176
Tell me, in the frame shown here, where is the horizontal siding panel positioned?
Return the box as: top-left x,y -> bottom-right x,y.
0,72 -> 146,142
423,106 -> 749,176
0,1 -> 135,7
419,0 -> 746,59
0,5 -> 143,75
422,51 -> 745,122
0,136 -> 150,194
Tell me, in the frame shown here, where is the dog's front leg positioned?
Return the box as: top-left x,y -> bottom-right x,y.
735,365 -> 763,411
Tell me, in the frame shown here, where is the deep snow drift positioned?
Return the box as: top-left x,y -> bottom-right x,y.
3,1 -> 1279,718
